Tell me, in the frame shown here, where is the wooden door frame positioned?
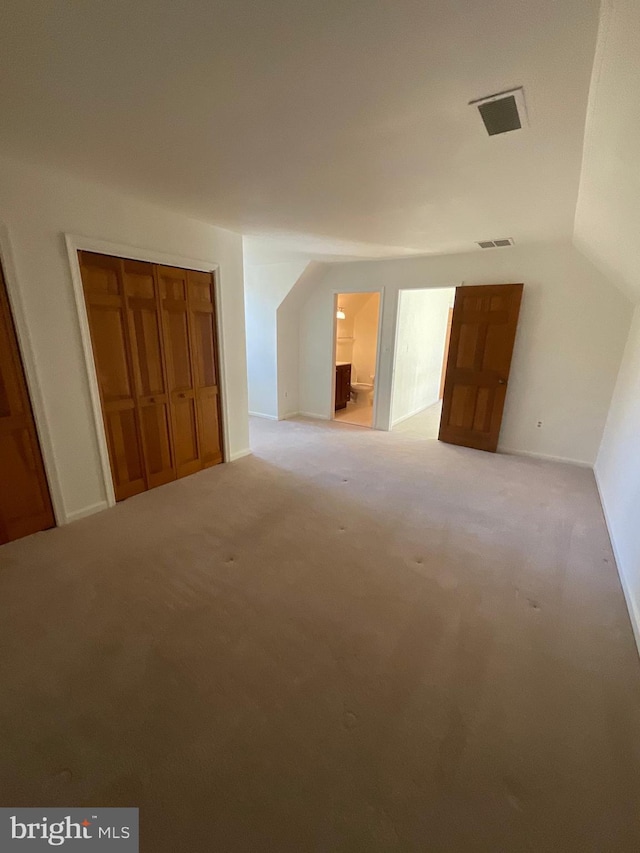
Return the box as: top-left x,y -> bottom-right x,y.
329,289 -> 384,429
0,224 -> 65,526
65,234 -> 231,511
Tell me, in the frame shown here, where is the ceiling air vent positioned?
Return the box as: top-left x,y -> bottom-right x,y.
476,238 -> 514,249
470,87 -> 528,136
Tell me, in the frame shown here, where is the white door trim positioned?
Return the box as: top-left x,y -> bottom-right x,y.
65,234 -> 231,510
0,224 -> 66,525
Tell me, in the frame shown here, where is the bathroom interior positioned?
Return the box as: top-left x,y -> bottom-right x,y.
334,292 -> 381,428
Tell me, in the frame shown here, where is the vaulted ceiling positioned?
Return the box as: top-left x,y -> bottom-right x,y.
574,0 -> 640,303
0,0 -> 599,258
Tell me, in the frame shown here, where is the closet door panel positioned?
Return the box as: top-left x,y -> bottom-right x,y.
79,252 -> 146,501
88,301 -> 132,401
80,255 -> 227,501
197,391 -> 222,466
140,403 -> 173,477
105,403 -> 145,495
158,266 -> 201,478
173,396 -> 200,471
188,271 -> 224,468
165,311 -> 192,390
123,260 -> 175,489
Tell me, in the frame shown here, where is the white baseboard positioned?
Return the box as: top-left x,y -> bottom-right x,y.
594,468 -> 640,658
63,501 -> 109,525
228,448 -> 252,462
279,411 -> 300,420
499,447 -> 593,468
391,398 -> 440,428
248,411 -> 278,420
298,412 -> 331,420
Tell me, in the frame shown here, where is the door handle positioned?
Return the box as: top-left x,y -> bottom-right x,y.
498,378 -> 507,385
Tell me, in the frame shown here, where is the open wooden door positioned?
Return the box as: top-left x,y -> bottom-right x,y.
438,284 -> 523,452
0,263 -> 55,544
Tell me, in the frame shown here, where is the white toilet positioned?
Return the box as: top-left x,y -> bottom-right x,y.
351,373 -> 375,406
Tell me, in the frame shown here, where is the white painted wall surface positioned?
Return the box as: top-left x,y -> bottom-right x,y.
574,0 -> 640,305
0,153 -> 249,524
391,288 -> 454,426
277,262 -> 325,420
573,0 -> 640,647
244,259 -> 308,418
596,307 -> 640,643
297,241 -> 631,463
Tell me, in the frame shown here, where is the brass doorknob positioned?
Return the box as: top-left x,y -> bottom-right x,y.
498,378 -> 507,385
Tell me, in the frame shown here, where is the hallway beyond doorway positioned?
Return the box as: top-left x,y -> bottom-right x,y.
393,400 -> 442,439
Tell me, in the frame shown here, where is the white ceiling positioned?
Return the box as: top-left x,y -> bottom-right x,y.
0,0 -> 600,259
574,0 -> 640,303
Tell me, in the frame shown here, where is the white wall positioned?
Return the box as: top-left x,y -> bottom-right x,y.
277,261 -> 325,420
596,307 -> 640,643
298,241 -> 631,463
575,0 -> 640,648
0,153 -> 249,525
352,294 -> 380,385
574,0 -> 640,305
244,260 -> 307,418
391,288 -> 454,426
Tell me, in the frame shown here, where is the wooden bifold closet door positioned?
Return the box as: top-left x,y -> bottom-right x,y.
79,252 -> 224,502
0,262 -> 55,544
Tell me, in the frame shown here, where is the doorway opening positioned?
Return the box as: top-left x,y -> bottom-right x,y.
333,292 -> 381,428
391,287 -> 455,439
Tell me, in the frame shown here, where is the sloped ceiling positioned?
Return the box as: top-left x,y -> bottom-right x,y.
0,0 -> 599,258
574,0 -> 640,304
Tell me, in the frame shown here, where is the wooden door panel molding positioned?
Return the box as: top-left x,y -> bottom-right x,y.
0,262 -> 55,544
122,259 -> 176,489
187,269 -> 225,469
439,283 -> 523,453
197,388 -> 223,467
79,254 -> 225,499
159,265 -> 202,479
79,251 -> 146,500
66,235 -> 229,509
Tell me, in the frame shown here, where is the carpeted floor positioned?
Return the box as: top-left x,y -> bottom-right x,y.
1,415 -> 640,851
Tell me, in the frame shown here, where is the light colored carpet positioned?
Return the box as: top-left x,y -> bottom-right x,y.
1,415 -> 639,851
